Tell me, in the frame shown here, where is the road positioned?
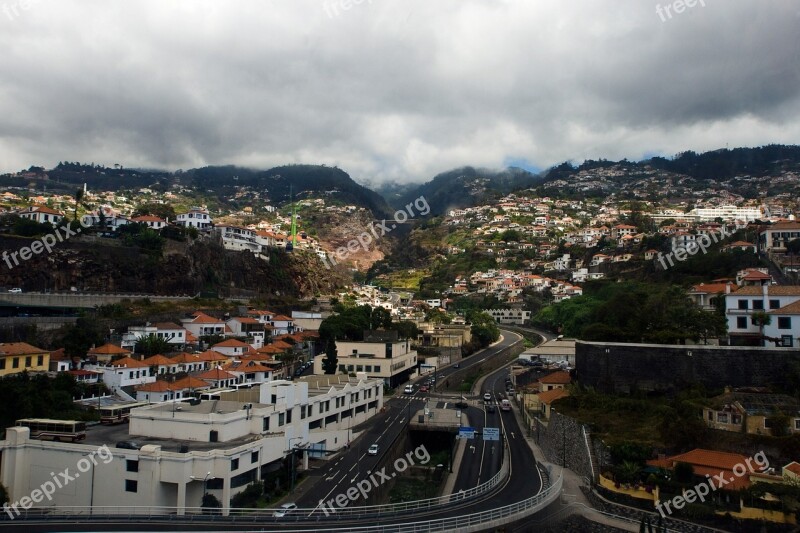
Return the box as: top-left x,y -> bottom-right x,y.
1,329 -> 557,531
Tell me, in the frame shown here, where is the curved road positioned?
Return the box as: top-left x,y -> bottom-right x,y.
2,330 -> 554,532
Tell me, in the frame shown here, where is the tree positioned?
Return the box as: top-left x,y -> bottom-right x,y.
0,481 -> 8,506
134,333 -> 171,357
201,492 -> 221,514
751,311 -> 772,346
322,340 -> 338,375
73,187 -> 84,222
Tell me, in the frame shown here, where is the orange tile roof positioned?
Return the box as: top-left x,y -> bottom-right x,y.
195,368 -> 236,380
271,340 -> 293,350
171,376 -> 210,389
152,322 -> 183,330
136,381 -> 174,392
539,371 -> 572,385
241,353 -> 277,363
785,462 -> 800,477
690,283 -> 736,294
272,315 -> 293,322
230,317 -> 261,324
132,215 -> 166,223
189,312 -> 224,324
770,300 -> 800,315
213,339 -> 252,348
0,342 -> 48,355
141,354 -> 177,366
171,352 -> 200,364
256,345 -> 286,354
650,449 -> 751,472
87,343 -> 130,355
735,286 -> 800,296
106,356 -> 148,368
537,388 -> 569,404
195,350 -> 229,362
742,271 -> 771,280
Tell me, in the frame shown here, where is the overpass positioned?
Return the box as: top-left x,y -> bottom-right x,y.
0,292 -> 200,309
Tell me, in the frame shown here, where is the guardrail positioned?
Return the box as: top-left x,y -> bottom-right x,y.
5,454 -> 509,522
3,469 -> 560,533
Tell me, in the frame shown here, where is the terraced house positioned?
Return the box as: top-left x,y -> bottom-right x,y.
0,342 -> 50,376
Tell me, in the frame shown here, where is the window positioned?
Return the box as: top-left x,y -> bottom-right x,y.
231,458 -> 239,471
0,359 -> 5,370
778,317 -> 791,330
707,411 -> 713,421
125,479 -> 138,492
278,413 -> 285,426
374,365 -> 380,372
737,299 -> 748,310
732,414 -> 742,425
737,317 -> 748,329
126,460 -> 139,472
25,356 -> 31,367
770,299 -> 780,310
717,413 -> 728,424
12,358 -> 19,369
781,335 -> 794,347
795,419 -> 800,430
251,451 -> 259,463
752,300 -> 764,310
37,355 -> 43,366
262,417 -> 270,431
286,409 -> 292,424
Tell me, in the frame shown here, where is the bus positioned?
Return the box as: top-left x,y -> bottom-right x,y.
500,399 -> 511,412
99,402 -> 149,425
15,419 -> 87,442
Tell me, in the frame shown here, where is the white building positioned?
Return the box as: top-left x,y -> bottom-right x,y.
726,285 -> 800,347
758,222 -> 800,252
121,322 -> 192,351
17,205 -> 64,226
0,376 -> 382,516
691,205 -> 763,222
176,208 -> 213,230
487,309 -> 531,325
315,334 -> 417,388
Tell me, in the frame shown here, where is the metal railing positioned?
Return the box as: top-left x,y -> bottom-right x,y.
5,456 -> 509,522
3,470 -> 561,533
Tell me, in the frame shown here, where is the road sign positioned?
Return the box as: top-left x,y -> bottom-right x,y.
458,426 -> 475,439
483,427 -> 500,441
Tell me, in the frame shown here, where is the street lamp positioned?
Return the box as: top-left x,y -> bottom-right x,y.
189,471 -> 215,507
287,437 -> 304,493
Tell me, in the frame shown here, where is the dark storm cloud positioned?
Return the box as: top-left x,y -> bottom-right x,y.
0,0 -> 797,182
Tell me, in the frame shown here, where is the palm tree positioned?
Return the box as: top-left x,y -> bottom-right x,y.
73,188 -> 84,222
751,311 -> 772,346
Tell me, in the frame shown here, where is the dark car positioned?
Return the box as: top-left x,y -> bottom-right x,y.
454,400 -> 469,409
116,441 -> 141,450
487,404 -> 496,413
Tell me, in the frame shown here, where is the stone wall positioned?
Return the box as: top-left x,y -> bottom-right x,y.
537,411 -> 594,482
576,341 -> 800,394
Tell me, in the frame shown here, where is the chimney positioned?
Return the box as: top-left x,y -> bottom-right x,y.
725,283 -> 731,294
762,283 -> 769,299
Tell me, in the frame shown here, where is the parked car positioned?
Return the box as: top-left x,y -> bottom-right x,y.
368,444 -> 379,456
453,363 -> 460,368
7,288 -> 21,293
419,385 -> 429,393
273,502 -> 297,517
115,441 -> 141,450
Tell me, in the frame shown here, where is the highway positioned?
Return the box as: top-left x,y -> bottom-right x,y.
0,329 -> 558,532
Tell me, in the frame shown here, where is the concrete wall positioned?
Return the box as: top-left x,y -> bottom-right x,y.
576,341 -> 800,394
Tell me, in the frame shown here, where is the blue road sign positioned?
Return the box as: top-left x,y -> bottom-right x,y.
458,426 -> 475,439
483,427 -> 500,441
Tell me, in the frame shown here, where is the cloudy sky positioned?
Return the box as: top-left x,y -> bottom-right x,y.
0,1 -> 798,183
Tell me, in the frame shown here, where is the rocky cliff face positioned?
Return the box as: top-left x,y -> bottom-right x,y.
0,235 -> 347,297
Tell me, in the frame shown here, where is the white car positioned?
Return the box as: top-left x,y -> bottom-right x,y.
7,288 -> 21,293
404,385 -> 414,394
483,393 -> 491,401
273,502 -> 297,517
368,444 -> 379,456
